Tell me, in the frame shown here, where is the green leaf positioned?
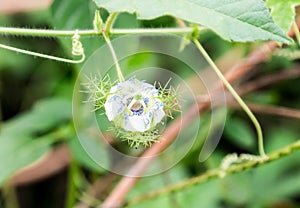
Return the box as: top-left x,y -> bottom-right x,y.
266,0 -> 300,34
50,0 -> 139,66
68,135 -> 107,173
93,0 -> 291,43
0,97 -> 72,185
50,0 -> 101,59
0,135 -> 51,185
224,117 -> 255,149
2,97 -> 71,136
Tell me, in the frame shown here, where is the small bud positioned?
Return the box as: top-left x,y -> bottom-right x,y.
93,10 -> 103,32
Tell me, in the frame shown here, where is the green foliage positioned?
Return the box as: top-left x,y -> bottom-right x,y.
0,98 -> 72,185
224,116 -> 255,150
69,135 -> 107,173
1,1 -> 300,207
126,135 -> 300,207
94,0 -> 291,43
266,0 -> 300,34
1,98 -> 71,137
50,0 -> 101,58
0,135 -> 51,185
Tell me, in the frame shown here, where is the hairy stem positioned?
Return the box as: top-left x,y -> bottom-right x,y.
193,38 -> 266,156
126,139 -> 300,206
0,26 -> 207,37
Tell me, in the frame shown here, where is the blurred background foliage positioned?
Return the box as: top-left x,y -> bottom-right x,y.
0,0 -> 300,208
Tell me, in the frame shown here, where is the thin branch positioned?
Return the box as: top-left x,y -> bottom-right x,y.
76,173 -> 119,208
220,17 -> 300,87
237,66 -> 300,96
126,139 -> 300,206
10,145 -> 71,186
229,102 -> 300,120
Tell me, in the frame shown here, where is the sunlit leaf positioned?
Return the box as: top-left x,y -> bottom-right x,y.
266,0 -> 300,34
94,0 -> 291,43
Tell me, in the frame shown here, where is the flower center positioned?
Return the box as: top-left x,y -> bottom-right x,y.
127,95 -> 147,116
130,101 -> 144,115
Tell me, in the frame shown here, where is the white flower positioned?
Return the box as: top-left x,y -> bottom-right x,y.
104,77 -> 165,132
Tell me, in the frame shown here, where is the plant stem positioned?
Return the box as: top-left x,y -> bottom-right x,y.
102,32 -> 124,82
0,27 -> 96,37
3,183 -> 19,208
193,38 -> 266,156
0,43 -> 85,63
0,26 -> 207,37
102,12 -> 125,83
65,160 -> 77,208
104,12 -> 119,33
126,139 -> 300,206
110,27 -> 207,35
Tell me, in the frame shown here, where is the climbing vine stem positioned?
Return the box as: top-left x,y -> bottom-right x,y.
0,30 -> 85,63
0,26 -> 207,37
125,139 -> 300,206
193,38 -> 266,156
102,13 -> 125,82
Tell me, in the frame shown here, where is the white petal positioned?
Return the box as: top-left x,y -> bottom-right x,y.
104,95 -> 125,121
153,108 -> 165,125
104,78 -> 166,132
124,115 -> 149,132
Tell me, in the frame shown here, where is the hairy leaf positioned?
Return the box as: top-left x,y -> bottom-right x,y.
94,0 -> 291,43
266,0 -> 300,34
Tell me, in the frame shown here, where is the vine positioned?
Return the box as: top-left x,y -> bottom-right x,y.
125,139 -> 300,207
192,38 -> 266,157
1,2 -> 300,207
0,30 -> 85,63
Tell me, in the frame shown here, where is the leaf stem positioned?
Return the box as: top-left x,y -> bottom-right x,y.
104,12 -> 119,33
102,13 -> 125,83
193,38 -> 266,156
102,35 -> 124,82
